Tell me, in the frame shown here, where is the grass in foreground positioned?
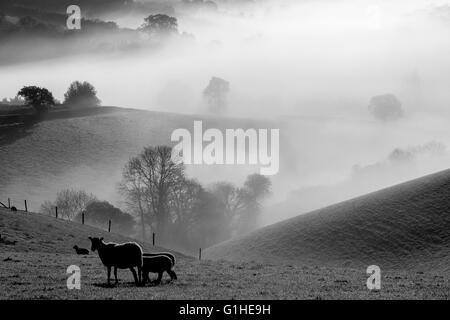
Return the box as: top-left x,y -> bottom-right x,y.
1,250 -> 449,300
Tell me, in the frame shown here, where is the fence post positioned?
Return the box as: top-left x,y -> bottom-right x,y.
199,248 -> 202,260
152,233 -> 155,246
108,220 -> 111,232
24,200 -> 27,212
55,206 -> 58,219
82,212 -> 85,225
8,198 -> 10,209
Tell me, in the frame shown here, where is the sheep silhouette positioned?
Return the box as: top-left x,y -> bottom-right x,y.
10,206 -> 17,212
143,252 -> 176,267
73,245 -> 89,255
89,236 -> 143,286
142,255 -> 177,285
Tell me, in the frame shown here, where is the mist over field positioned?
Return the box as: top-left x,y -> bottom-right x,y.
2,0 -> 450,227
3,1 -> 450,303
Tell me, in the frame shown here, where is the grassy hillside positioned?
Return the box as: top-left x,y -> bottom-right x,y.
205,169 -> 450,272
0,106 -> 274,212
1,207 -> 450,299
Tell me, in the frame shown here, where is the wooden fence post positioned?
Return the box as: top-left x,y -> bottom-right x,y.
82,212 -> 85,225
199,248 -> 202,260
24,200 -> 27,212
8,198 -> 10,209
108,220 -> 111,232
55,206 -> 58,219
152,233 -> 155,246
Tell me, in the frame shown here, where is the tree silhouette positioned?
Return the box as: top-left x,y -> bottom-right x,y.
64,81 -> 100,107
368,94 -> 403,122
203,77 -> 230,114
139,14 -> 178,37
18,86 -> 55,114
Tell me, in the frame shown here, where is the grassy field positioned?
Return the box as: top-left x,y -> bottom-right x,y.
1,208 -> 450,299
206,169 -> 450,272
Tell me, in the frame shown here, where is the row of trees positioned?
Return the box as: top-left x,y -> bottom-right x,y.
11,76 -> 230,116
119,145 -> 271,250
40,145 -> 271,252
11,81 -> 101,115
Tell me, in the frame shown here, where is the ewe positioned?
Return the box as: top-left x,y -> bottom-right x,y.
89,237 -> 143,286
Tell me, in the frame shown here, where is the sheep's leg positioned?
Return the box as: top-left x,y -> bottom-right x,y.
130,267 -> 139,285
107,266 -> 111,285
137,266 -> 142,284
155,272 -> 162,285
142,271 -> 148,285
168,269 -> 177,281
114,267 -> 118,284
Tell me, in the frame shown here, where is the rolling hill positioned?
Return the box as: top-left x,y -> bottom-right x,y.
0,106 -> 275,213
205,168 -> 450,272
2,207 -> 450,299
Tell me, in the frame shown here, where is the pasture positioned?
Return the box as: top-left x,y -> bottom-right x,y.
1,208 -> 450,299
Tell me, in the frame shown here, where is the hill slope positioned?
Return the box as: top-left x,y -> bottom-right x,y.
2,207 -> 450,299
205,169 -> 450,271
0,206 -> 177,255
0,107 -> 275,212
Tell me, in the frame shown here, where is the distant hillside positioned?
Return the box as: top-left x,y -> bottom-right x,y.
205,169 -> 450,271
0,106 -> 275,212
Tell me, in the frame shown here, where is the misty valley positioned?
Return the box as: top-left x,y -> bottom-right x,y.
1,0 -> 450,304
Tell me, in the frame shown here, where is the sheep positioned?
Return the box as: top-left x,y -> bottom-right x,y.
142,255 -> 177,285
73,245 -> 89,255
10,206 -> 17,212
88,237 -> 143,286
143,252 -> 176,267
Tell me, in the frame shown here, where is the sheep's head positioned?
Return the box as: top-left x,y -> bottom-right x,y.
73,245 -> 78,249
88,237 -> 104,252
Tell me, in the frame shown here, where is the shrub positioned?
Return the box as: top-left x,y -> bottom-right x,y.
63,81 -> 101,107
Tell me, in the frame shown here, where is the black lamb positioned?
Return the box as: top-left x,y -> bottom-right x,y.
142,254 -> 177,285
73,245 -> 89,255
143,252 -> 176,267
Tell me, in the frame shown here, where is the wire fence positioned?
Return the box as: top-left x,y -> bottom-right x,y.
1,196 -> 202,259
0,197 -> 28,212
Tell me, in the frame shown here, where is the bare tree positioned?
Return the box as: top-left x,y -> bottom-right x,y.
170,177 -> 203,226
40,189 -> 96,220
209,181 -> 242,220
121,146 -> 184,244
119,157 -> 151,241
236,174 -> 271,234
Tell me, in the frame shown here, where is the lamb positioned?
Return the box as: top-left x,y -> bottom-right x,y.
88,236 -> 143,286
73,245 -> 89,255
143,252 -> 176,267
142,255 -> 177,285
